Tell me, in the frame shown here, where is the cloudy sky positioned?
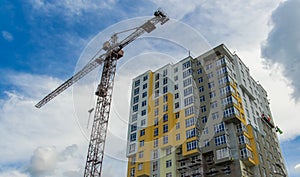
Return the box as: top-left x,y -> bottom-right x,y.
1,0 -> 300,177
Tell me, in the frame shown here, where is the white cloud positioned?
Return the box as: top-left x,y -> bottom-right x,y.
0,171 -> 29,177
295,163 -> 300,170
1,31 -> 13,42
29,0 -> 117,16
27,147 -> 58,176
261,0 -> 300,100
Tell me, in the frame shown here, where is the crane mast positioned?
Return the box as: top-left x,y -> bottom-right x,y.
35,9 -> 169,177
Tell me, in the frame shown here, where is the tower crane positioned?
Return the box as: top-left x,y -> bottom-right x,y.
35,9 -> 169,177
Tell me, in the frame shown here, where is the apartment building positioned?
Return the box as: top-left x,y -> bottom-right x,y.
126,44 -> 287,177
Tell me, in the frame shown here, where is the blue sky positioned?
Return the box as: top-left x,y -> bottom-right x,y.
1,0 -> 300,177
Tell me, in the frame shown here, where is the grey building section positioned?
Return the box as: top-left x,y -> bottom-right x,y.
192,44 -> 287,177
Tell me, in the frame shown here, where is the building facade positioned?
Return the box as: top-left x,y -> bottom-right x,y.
126,44 -> 287,177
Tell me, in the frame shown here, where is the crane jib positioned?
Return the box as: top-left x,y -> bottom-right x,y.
35,9 -> 169,177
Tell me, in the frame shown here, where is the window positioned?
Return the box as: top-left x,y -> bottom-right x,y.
130,167 -> 135,176
140,140 -> 144,147
130,156 -> 136,165
218,76 -> 231,85
138,151 -> 144,158
207,72 -> 214,79
154,99 -> 159,106
209,91 -> 216,98
163,124 -> 168,133
240,148 -> 253,159
163,94 -> 168,102
216,147 -> 230,160
184,86 -> 193,96
163,69 -> 168,76
174,84 -> 178,90
163,86 -> 168,93
130,133 -> 136,141
154,108 -> 159,116
197,68 -> 202,74
182,60 -> 191,69
154,90 -> 159,98
199,86 -> 204,93
175,112 -> 180,119
143,83 -> 147,89
174,93 -> 179,99
198,77 -> 203,83
154,139 -> 158,148
141,119 -> 146,126
163,135 -> 168,144
214,122 -> 225,133
140,129 -> 145,136
201,127 -> 208,134
184,96 -> 194,107
183,77 -> 192,87
206,63 -> 212,70
212,112 -> 219,120
186,128 -> 196,139
208,81 -> 215,88
176,122 -> 180,129
155,74 -> 159,81
163,114 -> 168,122
185,117 -> 196,128
129,143 -> 135,153
204,139 -> 210,147
133,96 -> 139,104
133,104 -> 138,112
221,96 -> 238,106
154,128 -> 158,136
187,140 -> 198,151
202,116 -> 207,123
215,134 -> 227,146
166,172 -> 172,177
176,133 -> 180,141
217,66 -> 227,76
154,118 -> 158,126
220,85 -> 235,95
152,161 -> 158,171
135,80 -> 140,87
141,109 -> 146,116
142,92 -> 147,98
142,100 -> 147,107
131,123 -> 137,132
166,160 -> 172,168
174,75 -> 178,81
238,135 -> 250,145
163,77 -> 168,85
175,102 -> 179,109
211,101 -> 218,109
132,114 -> 137,122
166,147 -> 172,155
183,69 -> 192,78
163,104 -> 168,112
138,163 -> 143,170
200,95 -> 205,102
201,105 -> 206,113
216,57 -> 227,66
143,75 -> 148,81
223,106 -> 240,118
155,82 -> 159,89
174,67 -> 178,73
134,88 -> 139,95
185,106 -> 194,116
